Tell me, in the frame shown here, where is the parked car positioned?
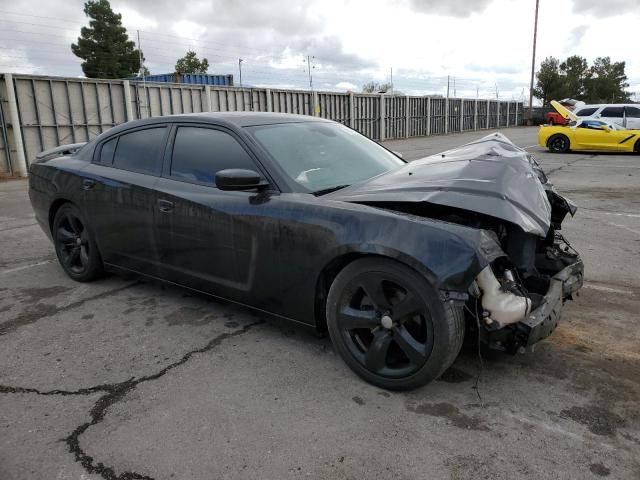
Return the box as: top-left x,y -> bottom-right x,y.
544,111 -> 568,125
540,101 -> 640,153
544,99 -> 580,125
28,113 -> 583,390
574,103 -> 640,129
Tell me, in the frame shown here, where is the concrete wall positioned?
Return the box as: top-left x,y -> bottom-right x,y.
0,73 -> 524,177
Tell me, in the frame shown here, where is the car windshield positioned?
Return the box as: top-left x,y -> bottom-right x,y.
246,122 -> 405,193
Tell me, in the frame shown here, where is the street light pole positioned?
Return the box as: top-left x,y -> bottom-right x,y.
528,0 -> 540,123
238,58 -> 243,88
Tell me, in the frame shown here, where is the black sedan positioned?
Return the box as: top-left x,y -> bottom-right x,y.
28,113 -> 583,390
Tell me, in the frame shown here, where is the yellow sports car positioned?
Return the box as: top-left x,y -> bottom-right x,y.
538,101 -> 640,153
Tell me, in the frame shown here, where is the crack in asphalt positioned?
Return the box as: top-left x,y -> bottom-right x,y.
0,319 -> 264,480
543,156 -> 589,177
0,281 -> 141,336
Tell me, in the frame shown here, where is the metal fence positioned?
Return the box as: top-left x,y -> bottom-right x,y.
0,73 -> 524,177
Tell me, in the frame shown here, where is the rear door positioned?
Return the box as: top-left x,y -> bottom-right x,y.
153,124 -> 282,307
598,106 -> 625,128
83,125 -> 169,276
624,106 -> 640,130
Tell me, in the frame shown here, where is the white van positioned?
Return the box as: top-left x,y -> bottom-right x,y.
574,104 -> 640,129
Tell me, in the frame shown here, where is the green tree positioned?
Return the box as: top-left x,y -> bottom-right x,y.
584,57 -> 631,103
175,51 -> 210,74
71,0 -> 143,78
532,56 -> 566,106
560,55 -> 588,99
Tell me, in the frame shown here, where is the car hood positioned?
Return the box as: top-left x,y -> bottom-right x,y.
328,133 -> 553,237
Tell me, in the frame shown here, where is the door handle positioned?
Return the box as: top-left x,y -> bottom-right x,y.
158,199 -> 174,213
82,178 -> 96,190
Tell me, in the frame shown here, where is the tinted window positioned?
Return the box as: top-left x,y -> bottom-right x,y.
575,107 -> 598,117
170,127 -> 256,185
112,127 -> 167,175
601,107 -> 624,117
579,120 -> 606,130
625,106 -> 640,118
99,137 -> 117,164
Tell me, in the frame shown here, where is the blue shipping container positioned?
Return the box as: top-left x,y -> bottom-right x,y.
130,72 -> 234,86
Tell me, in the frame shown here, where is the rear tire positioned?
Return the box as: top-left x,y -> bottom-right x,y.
326,257 -> 464,390
548,134 -> 570,153
634,139 -> 640,154
53,203 -> 104,282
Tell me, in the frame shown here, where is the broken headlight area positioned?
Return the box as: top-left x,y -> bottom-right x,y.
467,232 -> 583,354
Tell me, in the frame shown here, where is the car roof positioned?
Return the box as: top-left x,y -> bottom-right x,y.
111,112 -> 332,132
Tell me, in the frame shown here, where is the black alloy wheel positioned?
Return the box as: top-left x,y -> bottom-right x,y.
53,204 -> 103,282
327,258 -> 464,390
548,134 -> 569,153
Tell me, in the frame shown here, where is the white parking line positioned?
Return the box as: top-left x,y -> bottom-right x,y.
607,222 -> 640,236
582,209 -> 640,219
584,283 -> 634,295
0,260 -> 52,275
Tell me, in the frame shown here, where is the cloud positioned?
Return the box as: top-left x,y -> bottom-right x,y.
567,25 -> 588,47
335,81 -> 358,90
574,0 -> 638,17
408,0 -> 493,17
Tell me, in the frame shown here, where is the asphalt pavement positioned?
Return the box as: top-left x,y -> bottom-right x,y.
1,126 -> 639,479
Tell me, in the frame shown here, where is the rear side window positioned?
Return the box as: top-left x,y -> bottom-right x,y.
601,107 -> 624,117
98,137 -> 117,164
170,127 -> 257,185
575,107 -> 598,116
112,127 -> 167,175
625,106 -> 640,118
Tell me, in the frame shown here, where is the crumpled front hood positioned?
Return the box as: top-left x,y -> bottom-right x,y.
328,133 -> 553,237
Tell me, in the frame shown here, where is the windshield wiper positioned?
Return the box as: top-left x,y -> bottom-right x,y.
312,184 -> 351,196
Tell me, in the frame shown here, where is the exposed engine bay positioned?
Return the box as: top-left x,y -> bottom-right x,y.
332,133 -> 583,353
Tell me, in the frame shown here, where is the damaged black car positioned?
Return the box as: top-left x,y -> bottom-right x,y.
28,113 -> 583,390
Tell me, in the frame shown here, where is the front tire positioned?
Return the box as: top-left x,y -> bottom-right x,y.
548,134 -> 570,153
53,203 -> 104,282
326,257 -> 464,390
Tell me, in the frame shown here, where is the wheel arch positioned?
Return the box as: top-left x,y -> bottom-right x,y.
48,198 -> 74,234
313,249 -> 440,333
547,132 -> 571,151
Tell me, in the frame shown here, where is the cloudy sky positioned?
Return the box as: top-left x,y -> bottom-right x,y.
1,0 -> 639,102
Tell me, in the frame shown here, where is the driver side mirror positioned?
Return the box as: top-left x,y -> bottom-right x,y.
215,169 -> 269,191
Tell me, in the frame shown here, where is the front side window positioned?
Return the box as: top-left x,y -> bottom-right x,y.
601,107 -> 624,117
575,107 -> 598,117
246,122 -> 404,193
170,127 -> 257,185
579,120 -> 606,130
112,127 -> 167,175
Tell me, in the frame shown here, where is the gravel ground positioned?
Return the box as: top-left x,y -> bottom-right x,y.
1,126 -> 639,480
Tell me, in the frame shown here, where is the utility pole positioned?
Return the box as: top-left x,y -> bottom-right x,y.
305,55 -> 315,90
136,30 -> 147,118
528,0 -> 540,123
238,58 -> 243,88
446,75 -> 450,99
390,67 -> 393,95
453,76 -> 456,97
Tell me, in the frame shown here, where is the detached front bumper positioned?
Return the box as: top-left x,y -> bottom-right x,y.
483,259 -> 584,352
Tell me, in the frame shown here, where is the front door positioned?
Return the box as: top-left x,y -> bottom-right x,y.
154,125 -> 282,309
573,121 -> 629,151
